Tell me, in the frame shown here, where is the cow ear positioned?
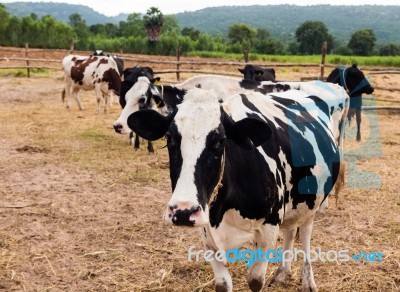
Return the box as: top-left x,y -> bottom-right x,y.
238,68 -> 244,74
254,70 -> 264,76
225,116 -> 272,150
151,77 -> 161,84
127,109 -> 172,141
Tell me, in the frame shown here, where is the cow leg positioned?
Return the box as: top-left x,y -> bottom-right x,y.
102,92 -> 109,113
72,88 -> 84,111
299,216 -> 318,292
94,86 -> 102,114
134,133 -> 140,150
209,250 -> 232,292
247,224 -> 279,292
109,92 -> 113,107
356,110 -> 361,141
129,132 -> 133,145
268,227 -> 297,286
147,141 -> 154,153
63,80 -> 71,110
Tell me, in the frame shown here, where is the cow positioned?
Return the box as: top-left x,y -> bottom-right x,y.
239,64 -> 276,82
117,66 -> 160,152
127,82 -> 349,292
92,50 -> 124,107
62,54 -> 122,113
326,64 -> 374,141
113,75 -> 257,136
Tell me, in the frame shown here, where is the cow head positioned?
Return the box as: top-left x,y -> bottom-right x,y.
239,65 -> 276,82
127,88 -> 272,226
113,76 -> 160,134
327,64 -> 374,97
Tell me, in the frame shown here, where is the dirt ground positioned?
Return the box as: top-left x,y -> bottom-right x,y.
0,49 -> 399,291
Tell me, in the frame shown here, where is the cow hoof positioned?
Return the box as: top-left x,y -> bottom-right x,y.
248,278 -> 263,291
299,283 -> 318,292
268,268 -> 291,287
215,281 -> 229,292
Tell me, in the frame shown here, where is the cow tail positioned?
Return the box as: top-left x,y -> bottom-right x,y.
334,98 -> 349,207
334,161 -> 346,206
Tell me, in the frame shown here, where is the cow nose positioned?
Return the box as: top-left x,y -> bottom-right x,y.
113,123 -> 123,133
167,203 -> 202,226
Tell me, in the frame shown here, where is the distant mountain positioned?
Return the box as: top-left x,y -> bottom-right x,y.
175,5 -> 400,44
3,2 -> 400,44
3,2 -> 128,25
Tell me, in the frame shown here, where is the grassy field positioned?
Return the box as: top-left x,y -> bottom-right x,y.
189,51 -> 400,67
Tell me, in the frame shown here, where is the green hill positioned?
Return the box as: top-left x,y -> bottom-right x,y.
175,5 -> 400,44
3,2 -> 400,44
3,2 -> 128,25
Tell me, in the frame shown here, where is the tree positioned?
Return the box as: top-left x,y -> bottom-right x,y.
228,23 -> 256,46
348,29 -> 376,56
119,13 -> 145,38
181,27 -> 201,41
295,21 -> 332,54
379,43 -> 400,56
6,16 -> 21,46
143,7 -> 163,42
0,4 -> 10,45
69,13 -> 90,50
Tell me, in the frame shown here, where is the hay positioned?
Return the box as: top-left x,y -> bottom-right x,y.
0,53 -> 399,291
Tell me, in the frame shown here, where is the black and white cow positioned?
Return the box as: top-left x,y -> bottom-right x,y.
239,64 -> 276,82
327,64 -> 374,141
92,50 -> 124,107
62,54 -> 122,113
116,66 -> 160,152
113,75 -> 260,136
128,83 -> 349,291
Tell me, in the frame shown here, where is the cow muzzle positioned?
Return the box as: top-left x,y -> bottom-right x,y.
113,122 -> 130,134
165,202 -> 208,226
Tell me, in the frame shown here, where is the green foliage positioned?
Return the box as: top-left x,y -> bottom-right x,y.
295,21 -> 333,54
348,29 -> 376,56
379,43 -> 400,56
1,3 -> 399,66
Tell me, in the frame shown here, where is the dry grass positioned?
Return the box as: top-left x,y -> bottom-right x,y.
0,53 -> 399,291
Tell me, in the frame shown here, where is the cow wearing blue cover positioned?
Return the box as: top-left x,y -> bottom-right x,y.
327,64 -> 374,141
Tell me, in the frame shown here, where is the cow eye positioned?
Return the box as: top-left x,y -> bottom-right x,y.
166,135 -> 176,147
214,138 -> 225,150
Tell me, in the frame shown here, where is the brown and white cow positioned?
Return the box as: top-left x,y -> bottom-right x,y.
62,54 -> 122,113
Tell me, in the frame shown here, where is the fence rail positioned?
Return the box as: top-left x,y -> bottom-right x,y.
1,45 -> 400,96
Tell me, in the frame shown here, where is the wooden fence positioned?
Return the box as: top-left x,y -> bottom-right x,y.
1,44 -> 400,94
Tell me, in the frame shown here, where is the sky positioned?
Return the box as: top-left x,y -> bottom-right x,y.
1,0 -> 399,16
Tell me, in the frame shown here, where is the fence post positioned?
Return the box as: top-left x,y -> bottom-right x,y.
69,38 -> 74,54
176,45 -> 181,82
119,45 -> 123,55
320,41 -> 327,80
243,49 -> 249,63
25,43 -> 30,78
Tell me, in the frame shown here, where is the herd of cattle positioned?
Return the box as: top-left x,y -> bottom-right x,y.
61,51 -> 374,292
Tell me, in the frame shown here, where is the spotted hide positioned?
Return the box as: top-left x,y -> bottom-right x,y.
127,83 -> 349,291
62,54 -> 121,113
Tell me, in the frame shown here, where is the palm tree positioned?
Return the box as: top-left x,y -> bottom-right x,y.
143,7 -> 163,42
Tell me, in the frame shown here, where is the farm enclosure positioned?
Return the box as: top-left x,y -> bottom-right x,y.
0,49 -> 399,291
